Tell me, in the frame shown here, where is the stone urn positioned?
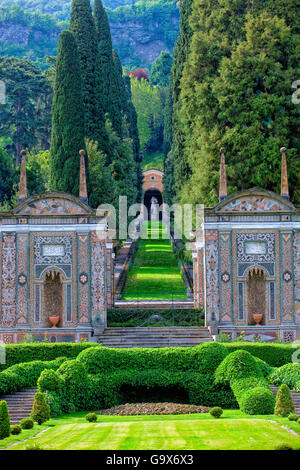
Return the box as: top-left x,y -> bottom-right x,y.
49,315 -> 60,328
252,313 -> 263,326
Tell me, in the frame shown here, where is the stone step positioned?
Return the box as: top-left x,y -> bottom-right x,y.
0,388 -> 37,424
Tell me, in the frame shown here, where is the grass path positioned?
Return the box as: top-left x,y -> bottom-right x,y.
122,222 -> 187,300
6,411 -> 300,450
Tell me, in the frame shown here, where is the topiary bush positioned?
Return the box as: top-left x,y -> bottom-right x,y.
288,413 -> 298,421
269,363 -> 300,390
239,387 -> 275,415
209,407 -> 223,418
275,384 -> 295,417
86,412 -> 98,422
11,424 -> 22,435
31,392 -> 50,425
20,418 -> 34,430
215,350 -> 275,415
57,360 -> 89,411
0,357 -> 67,396
0,400 -> 10,439
42,391 -> 62,417
224,343 -> 299,367
38,369 -> 64,394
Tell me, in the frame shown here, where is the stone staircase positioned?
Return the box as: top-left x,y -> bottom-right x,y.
0,388 -> 36,424
114,300 -> 195,309
96,327 -> 212,348
270,385 -> 300,416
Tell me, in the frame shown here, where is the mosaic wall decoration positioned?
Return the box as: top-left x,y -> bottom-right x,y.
219,196 -> 291,212
78,234 -> 90,323
219,233 -> 232,322
1,233 -> 16,327
91,232 -> 105,326
236,232 -> 275,277
34,235 -> 72,280
17,198 -> 87,215
280,233 -> 293,322
205,230 -> 219,322
16,234 -> 28,324
294,231 -> 300,324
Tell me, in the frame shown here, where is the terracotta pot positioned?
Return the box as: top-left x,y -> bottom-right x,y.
252,313 -> 263,326
49,315 -> 60,328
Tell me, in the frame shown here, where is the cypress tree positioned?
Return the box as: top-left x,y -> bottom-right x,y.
50,30 -> 87,195
94,0 -> 123,138
69,0 -> 107,146
0,401 -> 10,439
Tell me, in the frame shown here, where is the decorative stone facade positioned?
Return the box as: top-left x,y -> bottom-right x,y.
194,188 -> 300,342
142,169 -> 163,194
0,192 -> 111,343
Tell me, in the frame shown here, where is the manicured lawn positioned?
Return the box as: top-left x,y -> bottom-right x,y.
5,411 -> 300,450
122,222 -> 187,300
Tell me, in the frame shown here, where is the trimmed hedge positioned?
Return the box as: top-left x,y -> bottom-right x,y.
77,342 -> 228,375
224,343 -> 299,367
215,350 -> 275,415
275,384 -> 295,417
0,343 -> 97,372
269,363 -> 300,390
0,357 -> 67,395
107,308 -> 205,327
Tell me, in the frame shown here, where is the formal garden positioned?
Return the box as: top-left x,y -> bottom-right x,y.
0,341 -> 299,450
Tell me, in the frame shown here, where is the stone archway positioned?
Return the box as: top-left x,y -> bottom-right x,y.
246,267 -> 267,325
43,270 -> 64,327
143,189 -> 163,220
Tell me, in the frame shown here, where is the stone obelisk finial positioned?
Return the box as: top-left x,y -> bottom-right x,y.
219,147 -> 227,201
280,147 -> 289,199
18,150 -> 27,202
79,149 -> 88,204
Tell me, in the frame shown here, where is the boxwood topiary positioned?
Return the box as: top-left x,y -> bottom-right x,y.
86,412 -> 98,422
269,363 -> 300,390
209,407 -> 223,418
275,384 -> 295,417
215,350 -> 262,385
239,387 -> 275,415
38,369 -> 64,394
11,424 -> 22,435
0,400 -> 10,439
31,392 -> 50,425
20,418 -> 34,429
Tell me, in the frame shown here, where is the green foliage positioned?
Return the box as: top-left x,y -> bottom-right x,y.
0,401 -> 10,439
0,145 -> 17,204
20,418 -> 34,429
11,424 -> 22,435
37,369 -> 64,394
275,384 -> 295,417
0,56 -> 52,163
43,391 -> 62,417
239,387 -> 275,415
31,392 -> 50,425
269,363 -> 300,390
178,1 -> 300,206
0,357 -> 66,395
210,407 -> 223,419
224,343 -> 299,367
50,30 -> 87,195
57,359 -> 89,410
0,343 -> 96,372
150,51 -> 173,88
86,412 -> 98,422
288,413 -> 298,422
215,350 -> 275,415
107,308 -> 204,327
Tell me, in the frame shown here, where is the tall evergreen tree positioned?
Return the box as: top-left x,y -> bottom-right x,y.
50,30 -> 87,195
169,0 -> 193,202
179,0 -> 300,206
94,0 -> 122,138
69,0 -> 107,147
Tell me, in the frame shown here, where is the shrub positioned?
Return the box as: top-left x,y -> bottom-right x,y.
288,413 -> 298,421
86,412 -> 98,422
0,357 -> 67,395
0,400 -> 10,439
20,418 -> 34,429
239,387 -> 275,415
296,381 -> 300,392
38,369 -> 64,394
275,384 -> 295,417
57,360 -> 89,410
253,357 -> 274,378
43,391 -> 62,417
269,364 -> 300,390
215,350 -> 262,385
224,343 -> 299,367
209,407 -> 223,418
0,343 -> 97,372
11,424 -> 22,435
31,392 -> 50,425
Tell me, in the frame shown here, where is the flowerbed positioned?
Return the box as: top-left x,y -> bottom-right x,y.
98,402 -> 210,416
